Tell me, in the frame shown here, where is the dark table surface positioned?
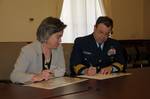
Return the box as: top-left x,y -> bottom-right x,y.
0,67 -> 150,99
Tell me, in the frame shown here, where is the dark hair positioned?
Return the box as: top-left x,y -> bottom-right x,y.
95,16 -> 113,28
36,17 -> 67,43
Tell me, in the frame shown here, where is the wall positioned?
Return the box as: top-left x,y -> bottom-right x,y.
0,0 -> 63,42
0,0 -> 149,42
143,0 -> 150,34
109,0 -> 146,39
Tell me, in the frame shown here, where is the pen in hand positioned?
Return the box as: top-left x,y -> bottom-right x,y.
84,58 -> 96,76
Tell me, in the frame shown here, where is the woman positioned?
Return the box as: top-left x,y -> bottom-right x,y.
10,17 -> 67,84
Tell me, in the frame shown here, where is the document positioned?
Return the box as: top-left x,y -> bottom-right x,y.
78,73 -> 131,80
25,77 -> 87,90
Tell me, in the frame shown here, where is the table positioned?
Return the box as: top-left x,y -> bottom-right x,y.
0,67 -> 150,99
53,67 -> 150,99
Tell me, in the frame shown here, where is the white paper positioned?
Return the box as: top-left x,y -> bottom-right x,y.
78,73 -> 131,80
25,77 -> 87,90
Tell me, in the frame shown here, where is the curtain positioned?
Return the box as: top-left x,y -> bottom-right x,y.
56,0 -> 64,18
101,0 -> 112,17
60,0 -> 105,43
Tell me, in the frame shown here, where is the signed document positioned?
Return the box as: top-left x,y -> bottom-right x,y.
25,77 -> 87,90
78,73 -> 131,80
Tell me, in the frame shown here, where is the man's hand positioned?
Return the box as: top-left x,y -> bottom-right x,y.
99,66 -> 112,74
85,67 -> 96,76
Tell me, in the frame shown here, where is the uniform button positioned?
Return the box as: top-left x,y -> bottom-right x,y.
84,58 -> 87,60
97,66 -> 100,69
98,59 -> 102,63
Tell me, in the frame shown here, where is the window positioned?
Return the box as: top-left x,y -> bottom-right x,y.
60,0 -> 105,43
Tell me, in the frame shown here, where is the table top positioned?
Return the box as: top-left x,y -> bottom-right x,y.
0,67 -> 150,99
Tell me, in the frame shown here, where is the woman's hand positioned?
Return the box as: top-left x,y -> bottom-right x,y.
31,70 -> 54,82
41,70 -> 54,80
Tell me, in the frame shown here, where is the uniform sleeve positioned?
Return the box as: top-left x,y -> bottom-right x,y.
70,38 -> 87,76
111,42 -> 127,72
10,47 -> 34,84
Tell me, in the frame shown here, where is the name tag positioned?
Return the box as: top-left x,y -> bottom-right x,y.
82,51 -> 92,55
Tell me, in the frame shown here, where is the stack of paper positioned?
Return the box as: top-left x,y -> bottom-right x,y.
78,73 -> 131,80
25,77 -> 87,90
